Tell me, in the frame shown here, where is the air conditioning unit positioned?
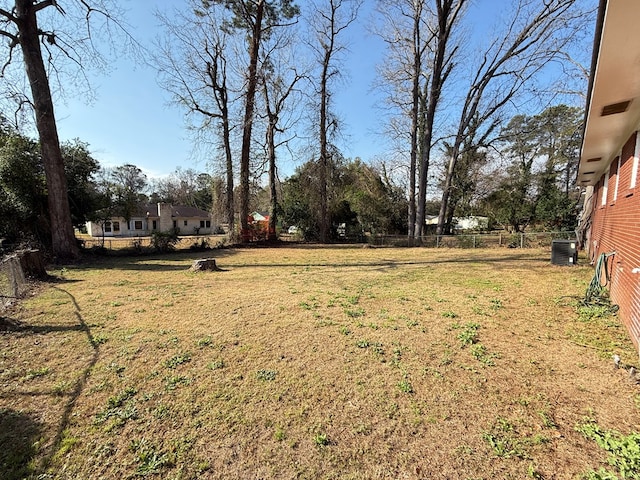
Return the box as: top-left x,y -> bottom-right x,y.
551,239 -> 578,266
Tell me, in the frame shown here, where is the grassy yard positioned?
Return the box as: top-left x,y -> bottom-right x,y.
1,246 -> 639,479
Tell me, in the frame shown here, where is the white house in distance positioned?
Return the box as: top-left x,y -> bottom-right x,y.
86,203 -> 213,237
453,216 -> 489,232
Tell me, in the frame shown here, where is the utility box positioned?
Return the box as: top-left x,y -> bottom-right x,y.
551,239 -> 578,266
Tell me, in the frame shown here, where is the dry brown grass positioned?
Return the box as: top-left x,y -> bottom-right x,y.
1,246 -> 639,479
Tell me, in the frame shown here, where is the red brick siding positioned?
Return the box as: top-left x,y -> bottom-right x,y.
589,131 -> 640,351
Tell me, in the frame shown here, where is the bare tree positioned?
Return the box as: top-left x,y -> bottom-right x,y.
307,0 -> 362,243
414,0 -> 465,238
155,1 -> 239,239
206,0 -> 300,241
150,167 -> 214,212
436,0 -> 589,235
375,0 -> 465,241
260,32 -> 306,240
375,0 -> 427,241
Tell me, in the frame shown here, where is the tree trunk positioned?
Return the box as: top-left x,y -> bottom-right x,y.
267,119 -> 278,241
16,0 -> 78,260
407,8 -> 420,244
319,48 -> 331,243
415,0 -> 463,239
222,112 -> 235,241
239,0 -> 265,241
408,148 -> 416,243
415,81 -> 430,238
437,149 -> 457,236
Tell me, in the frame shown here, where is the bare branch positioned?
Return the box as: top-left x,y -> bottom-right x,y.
436,0 -> 591,235
0,7 -> 17,21
34,0 -> 57,14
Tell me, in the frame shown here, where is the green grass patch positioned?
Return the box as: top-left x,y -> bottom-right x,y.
576,419 -> 640,479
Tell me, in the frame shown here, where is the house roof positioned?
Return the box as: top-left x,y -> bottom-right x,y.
136,204 -> 211,218
250,211 -> 269,222
170,205 -> 211,218
579,0 -> 640,186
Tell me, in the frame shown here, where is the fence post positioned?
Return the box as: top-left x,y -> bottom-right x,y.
520,233 -> 524,249
473,235 -> 476,248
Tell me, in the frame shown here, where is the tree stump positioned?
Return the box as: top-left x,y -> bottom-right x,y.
190,258 -> 221,272
17,249 -> 48,279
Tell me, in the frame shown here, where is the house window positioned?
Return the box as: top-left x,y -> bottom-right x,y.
173,220 -> 177,229
200,220 -> 205,228
113,221 -> 120,232
601,170 -> 609,206
611,156 -> 620,202
152,220 -> 157,230
184,220 -> 188,227
104,222 -> 112,233
134,220 -> 143,230
206,220 -> 211,228
632,132 -> 640,189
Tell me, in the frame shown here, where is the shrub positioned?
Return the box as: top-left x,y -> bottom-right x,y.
151,229 -> 179,253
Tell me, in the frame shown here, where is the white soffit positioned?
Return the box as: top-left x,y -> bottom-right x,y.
579,0 -> 640,186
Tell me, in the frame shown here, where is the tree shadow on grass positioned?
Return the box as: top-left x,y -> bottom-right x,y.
224,252 -> 551,270
66,245 -> 555,272
0,286 -> 100,476
70,248 -> 240,272
0,315 -> 86,334
38,287 -> 101,472
0,408 -> 44,480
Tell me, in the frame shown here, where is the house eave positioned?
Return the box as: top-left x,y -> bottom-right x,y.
579,0 -> 640,186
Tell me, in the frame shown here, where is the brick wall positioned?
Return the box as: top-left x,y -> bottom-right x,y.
589,131 -> 640,351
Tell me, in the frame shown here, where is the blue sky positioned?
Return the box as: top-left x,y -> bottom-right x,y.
53,0 -> 587,181
56,0 -> 197,178
55,0 -> 387,179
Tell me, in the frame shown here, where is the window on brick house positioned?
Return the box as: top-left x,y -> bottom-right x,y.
113,221 -> 120,232
134,220 -> 143,230
104,222 -> 112,233
601,170 -> 609,206
632,132 -> 640,189
611,156 -> 620,202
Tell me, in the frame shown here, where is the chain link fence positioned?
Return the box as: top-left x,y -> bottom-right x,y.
81,231 -> 577,250
1,254 -> 28,309
78,235 -> 228,252
363,231 -> 577,248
